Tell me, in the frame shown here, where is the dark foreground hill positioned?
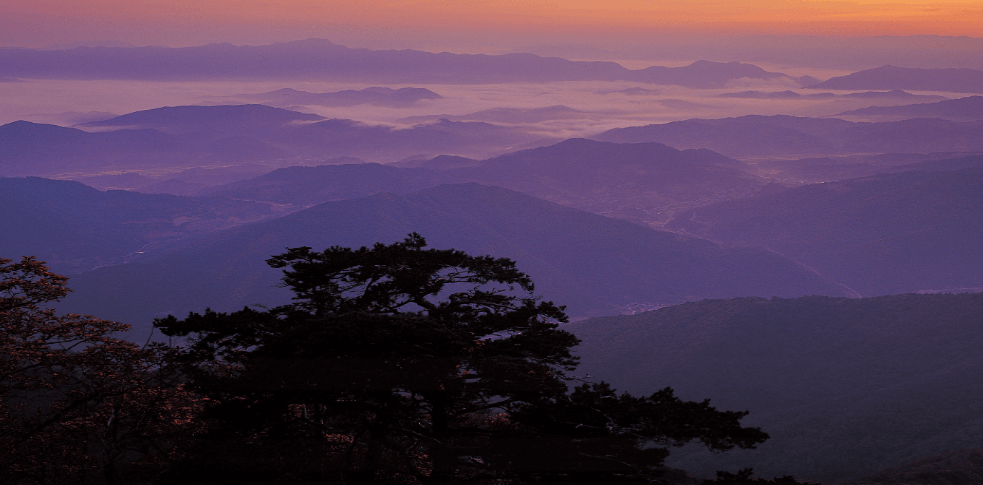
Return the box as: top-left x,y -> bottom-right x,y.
565,292 -> 983,483
839,449 -> 983,485
665,167 -> 983,297
59,183 -> 847,341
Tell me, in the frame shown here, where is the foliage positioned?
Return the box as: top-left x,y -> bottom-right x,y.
0,256 -> 203,484
701,468 -> 812,484
155,234 -> 768,483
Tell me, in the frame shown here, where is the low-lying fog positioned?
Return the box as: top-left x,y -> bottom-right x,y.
3,67 -> 963,160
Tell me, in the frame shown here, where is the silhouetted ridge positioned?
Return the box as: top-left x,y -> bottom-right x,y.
810,65 -> 983,93
0,40 -> 804,86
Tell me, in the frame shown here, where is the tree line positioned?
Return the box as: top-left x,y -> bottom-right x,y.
1,235 -> 770,484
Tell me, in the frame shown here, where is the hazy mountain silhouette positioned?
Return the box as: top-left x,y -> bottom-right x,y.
59,183 -> 847,341
0,177 -> 273,274
566,292 -> 983,482
389,155 -> 480,169
837,95 -> 983,121
631,60 -> 811,89
0,39 -> 806,87
665,167 -> 983,296
594,115 -> 846,158
280,117 -> 552,160
233,87 -> 441,108
202,163 -> 444,207
752,152 -> 983,183
1,105 -> 553,176
602,87 -> 661,96
717,89 -> 945,103
447,138 -> 767,226
809,65 -> 983,93
202,138 -> 768,227
594,115 -> 983,158
78,104 -> 325,135
397,105 -> 594,124
0,120 -> 187,176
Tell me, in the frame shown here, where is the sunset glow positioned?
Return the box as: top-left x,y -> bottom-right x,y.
4,0 -> 983,48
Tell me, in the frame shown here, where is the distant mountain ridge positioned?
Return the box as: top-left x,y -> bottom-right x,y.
0,177 -> 273,274
0,104 -> 552,175
664,166 -> 983,296
232,87 -> 442,108
809,65 -> 983,93
594,114 -> 983,158
202,138 -> 769,227
0,39 -> 807,87
837,95 -> 983,121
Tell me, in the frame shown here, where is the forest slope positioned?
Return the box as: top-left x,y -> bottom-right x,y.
566,292 -> 983,482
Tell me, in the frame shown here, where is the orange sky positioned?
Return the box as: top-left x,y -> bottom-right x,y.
4,0 -> 983,48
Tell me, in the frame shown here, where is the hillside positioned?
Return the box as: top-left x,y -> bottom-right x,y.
0,105 -> 551,177
664,167 -> 983,296
837,95 -> 983,121
808,65 -> 983,94
594,115 -> 983,158
565,292 -> 983,482
58,183 -> 848,341
204,138 -> 767,227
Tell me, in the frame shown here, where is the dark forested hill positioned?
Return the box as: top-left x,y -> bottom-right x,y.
59,183 -> 847,341
839,449 -> 983,485
565,292 -> 983,483
664,167 -> 983,296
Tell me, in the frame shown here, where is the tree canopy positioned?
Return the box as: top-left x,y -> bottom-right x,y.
155,234 -> 768,483
0,256 -> 201,484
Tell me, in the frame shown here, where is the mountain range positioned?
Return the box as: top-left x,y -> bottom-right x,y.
837,95 -> 983,121
0,39 -> 811,87
199,138 -> 769,227
594,114 -> 983,158
0,105 -> 552,176
809,65 -> 983,93
230,87 -> 442,108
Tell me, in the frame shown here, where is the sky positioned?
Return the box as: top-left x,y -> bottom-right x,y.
4,0 -> 983,50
